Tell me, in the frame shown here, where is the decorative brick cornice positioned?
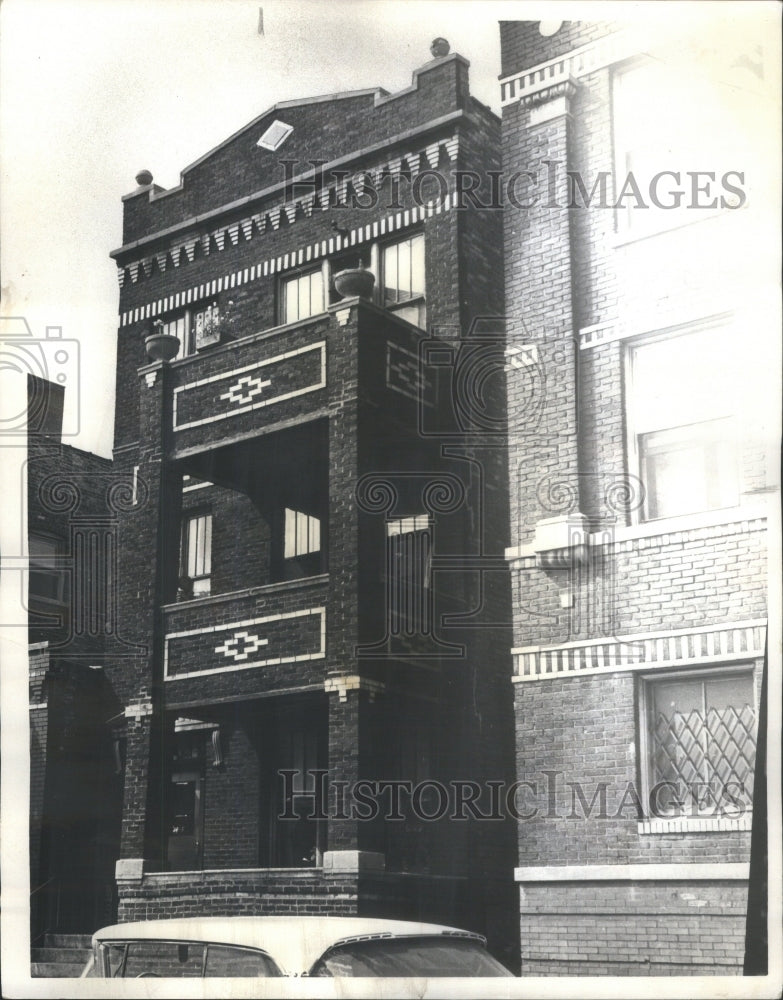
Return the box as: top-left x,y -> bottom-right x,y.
118,194 -> 455,329
499,29 -> 636,107
512,620 -> 767,683
116,136 -> 459,294
520,78 -> 578,111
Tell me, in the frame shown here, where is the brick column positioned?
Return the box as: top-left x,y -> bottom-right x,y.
503,81 -> 583,551
113,359 -> 181,872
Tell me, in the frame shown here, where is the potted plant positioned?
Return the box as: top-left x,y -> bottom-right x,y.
145,320 -> 180,362
334,260 -> 375,299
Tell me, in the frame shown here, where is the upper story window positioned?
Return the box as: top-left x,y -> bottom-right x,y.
282,268 -> 325,324
162,301 -> 221,359
28,533 -> 67,606
278,506 -> 323,581
627,322 -> 739,521
381,233 -> 425,329
640,667 -> 757,819
179,512 -> 212,598
613,60 -> 741,235
386,514 -> 432,637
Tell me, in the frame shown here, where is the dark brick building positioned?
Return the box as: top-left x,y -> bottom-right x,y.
499,19 -> 775,975
25,369 -> 123,943
100,48 -> 517,962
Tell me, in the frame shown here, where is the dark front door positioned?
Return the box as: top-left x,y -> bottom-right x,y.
166,770 -> 204,870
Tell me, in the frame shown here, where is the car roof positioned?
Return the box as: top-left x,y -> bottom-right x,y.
91,916 -> 486,975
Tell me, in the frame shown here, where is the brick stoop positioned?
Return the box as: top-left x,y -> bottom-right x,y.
31,934 -> 92,978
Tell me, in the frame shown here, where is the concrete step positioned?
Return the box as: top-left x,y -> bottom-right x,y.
31,961 -> 89,978
32,946 -> 91,964
43,933 -> 93,949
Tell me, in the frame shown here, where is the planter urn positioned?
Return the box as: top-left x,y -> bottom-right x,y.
145,322 -> 180,362
334,264 -> 375,299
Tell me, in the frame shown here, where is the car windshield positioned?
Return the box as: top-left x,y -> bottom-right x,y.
98,940 -> 282,977
310,936 -> 513,977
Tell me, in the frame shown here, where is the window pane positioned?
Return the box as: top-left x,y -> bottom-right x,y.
310,270 -> 324,314
309,514 -> 320,553
383,244 -> 399,304
121,940 -> 205,977
296,510 -> 307,553
204,945 -> 280,977
641,419 -> 737,519
312,938 -> 510,977
648,671 -> 757,815
397,237 -> 412,297
285,278 -> 299,322
410,233 -> 425,296
284,507 -> 296,559
298,275 -> 309,319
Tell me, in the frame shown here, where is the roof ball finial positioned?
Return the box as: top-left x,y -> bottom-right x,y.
135,169 -> 153,187
430,38 -> 450,58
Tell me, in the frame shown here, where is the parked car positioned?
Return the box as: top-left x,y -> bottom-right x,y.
82,915 -> 513,978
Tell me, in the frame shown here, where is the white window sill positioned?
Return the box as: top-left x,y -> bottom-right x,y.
639,814 -> 752,835
610,205 -> 744,249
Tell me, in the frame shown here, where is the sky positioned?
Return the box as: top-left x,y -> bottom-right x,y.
1,0 -> 780,457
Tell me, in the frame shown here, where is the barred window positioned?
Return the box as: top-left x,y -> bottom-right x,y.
641,668 -> 757,818
386,515 -> 432,637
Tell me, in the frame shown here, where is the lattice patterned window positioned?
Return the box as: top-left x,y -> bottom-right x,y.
641,668 -> 757,818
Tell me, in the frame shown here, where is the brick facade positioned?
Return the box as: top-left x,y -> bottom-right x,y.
501,19 -> 773,975
99,49 -> 518,966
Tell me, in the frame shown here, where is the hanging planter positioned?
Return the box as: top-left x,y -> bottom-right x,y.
145,320 -> 180,362
334,262 -> 375,299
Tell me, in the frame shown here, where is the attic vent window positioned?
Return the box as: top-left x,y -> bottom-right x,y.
257,120 -> 293,151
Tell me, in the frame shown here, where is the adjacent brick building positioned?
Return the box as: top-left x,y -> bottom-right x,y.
102,47 -> 518,963
25,368 -> 122,942
499,19 -> 775,975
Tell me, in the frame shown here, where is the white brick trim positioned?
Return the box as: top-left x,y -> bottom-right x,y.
164,607 -> 326,680
638,815 -> 753,835
499,30 -> 637,106
514,863 -> 749,882
512,619 -> 766,682
118,191 -> 455,326
172,341 -> 326,431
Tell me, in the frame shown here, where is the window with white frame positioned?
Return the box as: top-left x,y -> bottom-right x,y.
640,667 -> 757,818
180,512 -> 212,597
613,59 -> 741,234
282,268 -> 325,324
284,508 -> 321,560
627,322 -> 739,521
28,533 -> 67,606
381,233 -> 426,329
